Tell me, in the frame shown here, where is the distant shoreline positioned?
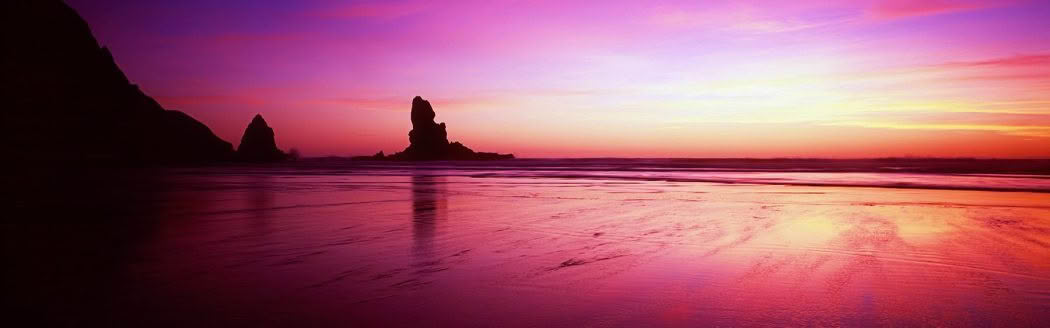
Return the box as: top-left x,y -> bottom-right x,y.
129,158 -> 1050,194
295,156 -> 1050,174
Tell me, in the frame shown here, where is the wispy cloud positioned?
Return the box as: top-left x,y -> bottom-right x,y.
647,0 -> 1029,34
154,95 -> 269,106
811,53 -> 1050,95
646,3 -> 851,34
313,2 -> 430,19
315,95 -> 502,111
941,54 -> 1050,68
831,121 -> 1050,137
925,53 -> 1050,92
827,109 -> 1050,138
866,0 -> 1025,20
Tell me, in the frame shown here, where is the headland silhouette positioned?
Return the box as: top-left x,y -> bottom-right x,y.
3,0 -> 510,166
4,1 -> 233,164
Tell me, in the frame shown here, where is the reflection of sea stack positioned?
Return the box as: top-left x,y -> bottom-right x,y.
236,114 -> 286,162
379,96 -> 513,160
3,0 -> 234,164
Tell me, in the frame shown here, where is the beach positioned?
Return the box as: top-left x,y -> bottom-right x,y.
9,161 -> 1047,326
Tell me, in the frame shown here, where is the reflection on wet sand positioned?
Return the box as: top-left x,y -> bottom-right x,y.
411,174 -> 445,261
247,174 -> 275,233
5,169 -> 1049,327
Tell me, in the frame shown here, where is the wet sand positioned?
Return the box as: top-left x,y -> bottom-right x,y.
6,168 -> 1050,326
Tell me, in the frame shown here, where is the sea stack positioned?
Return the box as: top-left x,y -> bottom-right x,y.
404,96 -> 450,159
379,96 -> 513,160
236,114 -> 286,162
2,0 -> 234,164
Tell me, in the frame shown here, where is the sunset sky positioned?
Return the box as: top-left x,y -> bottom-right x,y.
67,0 -> 1050,158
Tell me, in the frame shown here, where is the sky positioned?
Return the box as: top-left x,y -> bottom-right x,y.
67,0 -> 1050,158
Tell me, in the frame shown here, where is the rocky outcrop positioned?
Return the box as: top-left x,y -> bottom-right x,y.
236,114 -> 286,162
400,96 -> 450,159
373,96 -> 513,161
351,151 -> 387,160
1,0 -> 234,164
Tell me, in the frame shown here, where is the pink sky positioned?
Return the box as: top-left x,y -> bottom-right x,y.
68,0 -> 1050,158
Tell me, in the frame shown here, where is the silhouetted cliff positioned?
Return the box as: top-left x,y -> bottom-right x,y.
1,0 -> 234,164
237,114 -> 286,162
373,96 -> 513,161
